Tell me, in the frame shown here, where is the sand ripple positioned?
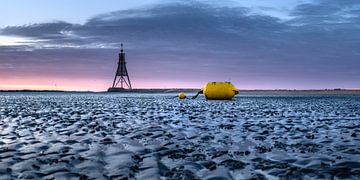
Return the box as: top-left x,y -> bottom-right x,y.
0,93 -> 360,179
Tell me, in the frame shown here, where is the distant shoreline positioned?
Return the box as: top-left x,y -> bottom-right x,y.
1,89 -> 360,94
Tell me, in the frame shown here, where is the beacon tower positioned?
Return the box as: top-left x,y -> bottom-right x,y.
111,44 -> 132,89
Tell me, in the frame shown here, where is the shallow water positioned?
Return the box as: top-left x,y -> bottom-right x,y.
0,92 -> 360,179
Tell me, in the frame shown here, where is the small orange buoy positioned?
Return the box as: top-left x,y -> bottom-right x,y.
178,92 -> 186,99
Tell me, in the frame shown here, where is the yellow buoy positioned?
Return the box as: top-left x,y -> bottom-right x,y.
178,92 -> 186,99
193,82 -> 238,100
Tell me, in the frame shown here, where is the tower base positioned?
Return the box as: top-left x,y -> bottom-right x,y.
107,87 -> 134,92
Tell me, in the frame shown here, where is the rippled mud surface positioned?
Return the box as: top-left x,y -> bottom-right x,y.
1,92 -> 360,179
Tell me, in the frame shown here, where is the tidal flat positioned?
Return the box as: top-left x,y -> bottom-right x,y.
0,92 -> 360,179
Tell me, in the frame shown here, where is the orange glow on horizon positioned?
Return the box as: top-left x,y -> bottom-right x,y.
2,76 -> 358,91
0,77 -> 202,91
0,77 -> 111,91
0,69 -> 218,91
0,84 -> 82,91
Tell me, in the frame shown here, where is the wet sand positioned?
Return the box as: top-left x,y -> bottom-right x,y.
0,92 -> 360,179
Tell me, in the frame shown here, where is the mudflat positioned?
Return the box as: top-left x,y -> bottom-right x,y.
0,92 -> 359,179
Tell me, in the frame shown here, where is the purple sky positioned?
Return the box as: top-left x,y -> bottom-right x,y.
0,0 -> 359,91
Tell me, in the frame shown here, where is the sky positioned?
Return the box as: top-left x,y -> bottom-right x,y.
0,0 -> 359,91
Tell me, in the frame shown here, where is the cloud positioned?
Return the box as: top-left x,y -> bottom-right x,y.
0,0 -> 360,89
1,21 -> 73,39
289,0 -> 360,26
0,2 -> 286,50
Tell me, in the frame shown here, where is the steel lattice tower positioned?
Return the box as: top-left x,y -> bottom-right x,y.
112,44 -> 132,89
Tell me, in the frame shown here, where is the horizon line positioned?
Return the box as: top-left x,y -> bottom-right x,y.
1,88 -> 360,93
